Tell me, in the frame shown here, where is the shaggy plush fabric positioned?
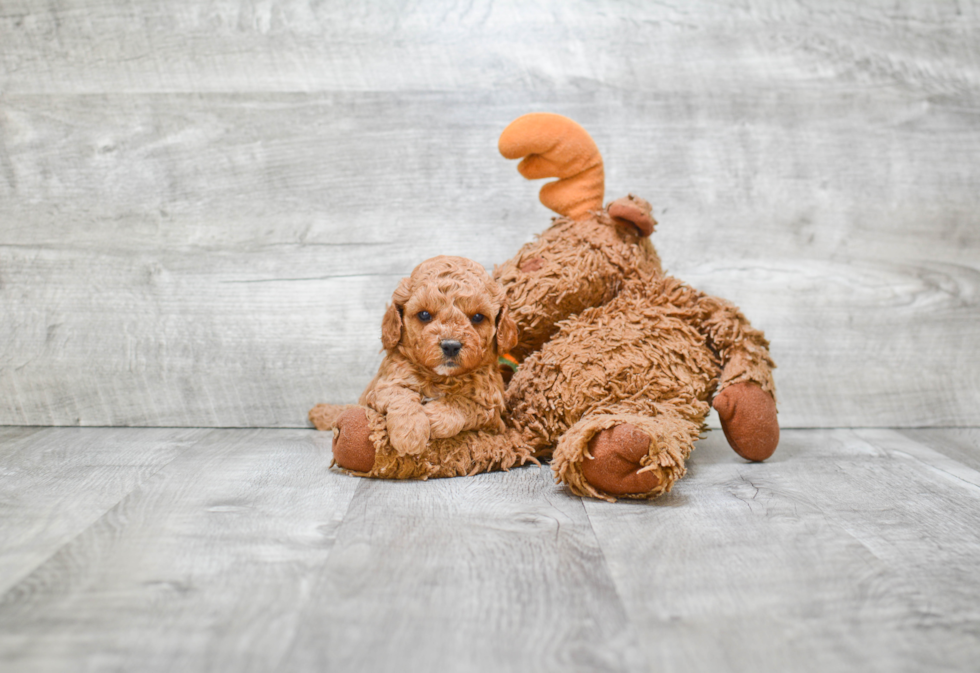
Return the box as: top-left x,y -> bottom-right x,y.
488,114 -> 778,499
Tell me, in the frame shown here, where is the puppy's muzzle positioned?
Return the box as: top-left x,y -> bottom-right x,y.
440,340 -> 463,360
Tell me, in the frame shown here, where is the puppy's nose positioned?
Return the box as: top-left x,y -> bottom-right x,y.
440,340 -> 463,359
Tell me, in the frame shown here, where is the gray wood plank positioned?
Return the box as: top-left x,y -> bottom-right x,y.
0,427 -> 45,455
3,241 -> 977,427
583,428 -> 980,673
1,91 -> 978,266
282,464 -> 646,673
0,427 -> 206,595
0,428 -> 359,673
899,428 -> 980,474
855,428 -> 980,491
1,0 -> 977,96
2,426 -> 980,671
0,244 -> 397,427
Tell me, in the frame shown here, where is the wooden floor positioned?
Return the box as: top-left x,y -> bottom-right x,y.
1,426 -> 979,672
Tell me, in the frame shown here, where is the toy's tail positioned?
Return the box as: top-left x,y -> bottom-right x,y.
498,113 -> 604,221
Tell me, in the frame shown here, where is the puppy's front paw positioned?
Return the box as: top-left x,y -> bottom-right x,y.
424,401 -> 467,439
386,410 -> 431,456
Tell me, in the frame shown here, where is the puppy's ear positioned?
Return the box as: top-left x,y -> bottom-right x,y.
495,306 -> 518,353
381,303 -> 403,351
382,277 -> 412,351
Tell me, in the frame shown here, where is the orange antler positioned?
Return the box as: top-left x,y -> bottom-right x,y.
498,113 -> 605,221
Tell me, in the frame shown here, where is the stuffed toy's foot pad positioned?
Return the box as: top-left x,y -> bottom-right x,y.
581,423 -> 662,496
713,382 -> 779,462
332,407 -> 376,473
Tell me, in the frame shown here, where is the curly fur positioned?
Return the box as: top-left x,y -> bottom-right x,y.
356,408 -> 534,480
310,256 -> 523,471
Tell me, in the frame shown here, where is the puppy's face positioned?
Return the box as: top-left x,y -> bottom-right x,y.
382,256 -> 518,377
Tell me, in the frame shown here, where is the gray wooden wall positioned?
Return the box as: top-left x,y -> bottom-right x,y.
1,0 -> 978,428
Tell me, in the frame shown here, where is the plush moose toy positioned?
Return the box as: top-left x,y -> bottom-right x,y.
311,113 -> 779,500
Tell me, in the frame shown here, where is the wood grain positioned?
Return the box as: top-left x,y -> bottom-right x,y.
2,427 -> 979,671
0,428 -> 359,672
1,1 -> 977,96
2,91 -> 978,264
0,427 -> 204,595
899,428 -> 980,474
582,428 -> 980,672
282,463 -> 646,673
0,426 -> 45,455
2,1 -> 979,428
3,244 -> 976,427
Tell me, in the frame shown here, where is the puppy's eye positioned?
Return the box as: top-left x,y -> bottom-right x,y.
470,313 -> 485,324
417,311 -> 432,322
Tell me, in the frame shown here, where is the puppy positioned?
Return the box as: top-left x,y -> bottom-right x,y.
310,255 -> 518,457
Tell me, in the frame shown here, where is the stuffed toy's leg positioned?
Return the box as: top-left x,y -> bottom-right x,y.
695,293 -> 780,461
503,282 -> 723,501
322,405 -> 536,480
551,406 -> 706,501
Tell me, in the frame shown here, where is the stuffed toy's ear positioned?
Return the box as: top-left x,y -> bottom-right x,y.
381,303 -> 403,351
608,194 -> 657,237
496,306 -> 518,353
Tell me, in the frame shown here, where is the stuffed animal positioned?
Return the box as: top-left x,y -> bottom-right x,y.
313,113 -> 779,500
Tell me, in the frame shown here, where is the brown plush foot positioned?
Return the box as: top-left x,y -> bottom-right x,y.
582,423 -> 662,496
713,382 -> 779,461
332,407 -> 376,473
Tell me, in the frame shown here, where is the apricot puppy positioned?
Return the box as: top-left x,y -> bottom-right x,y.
310,255 -> 518,460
